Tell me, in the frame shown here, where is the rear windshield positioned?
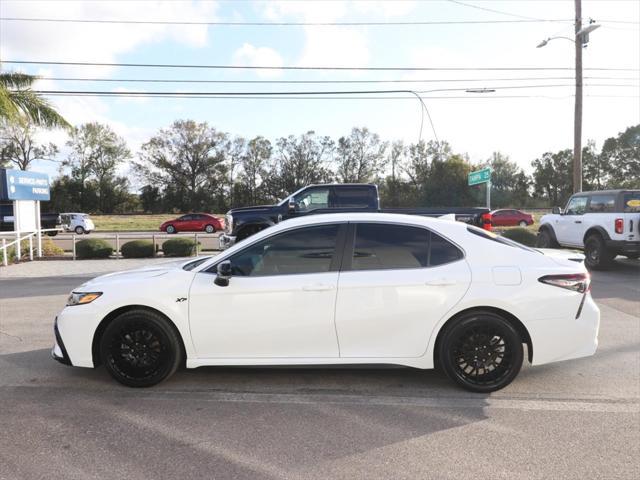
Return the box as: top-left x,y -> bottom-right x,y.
623,192 -> 640,213
466,226 -> 540,253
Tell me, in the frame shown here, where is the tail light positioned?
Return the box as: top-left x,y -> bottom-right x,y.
615,218 -> 623,234
539,273 -> 591,293
481,213 -> 492,231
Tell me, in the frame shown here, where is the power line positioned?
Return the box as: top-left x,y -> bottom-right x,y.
447,0 -> 545,21
0,16 -> 574,26
36,76 -> 640,85
4,60 -> 637,71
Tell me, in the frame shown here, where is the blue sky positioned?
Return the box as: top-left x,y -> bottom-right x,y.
1,0 -> 638,181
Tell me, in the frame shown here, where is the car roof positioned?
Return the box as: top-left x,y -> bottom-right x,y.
574,189 -> 640,196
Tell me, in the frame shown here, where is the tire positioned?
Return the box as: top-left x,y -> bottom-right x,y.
99,309 -> 182,388
74,226 -> 85,235
204,224 -> 215,234
166,225 -> 176,234
536,228 -> 558,248
438,311 -> 524,393
584,234 -> 615,270
84,230 -> 91,235
626,254 -> 639,260
46,231 -> 58,237
518,221 -> 528,228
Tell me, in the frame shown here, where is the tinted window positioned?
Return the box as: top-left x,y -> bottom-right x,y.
351,223 -> 462,271
332,187 -> 372,208
565,196 -> 588,215
588,195 -> 616,213
179,215 -> 192,221
228,224 -> 339,277
623,192 -> 640,213
294,188 -> 330,212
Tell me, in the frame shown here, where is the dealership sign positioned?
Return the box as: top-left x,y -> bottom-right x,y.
0,169 -> 51,201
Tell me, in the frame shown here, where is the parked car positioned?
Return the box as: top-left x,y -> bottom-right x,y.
490,209 -> 534,227
61,213 -> 95,235
160,213 -> 223,234
52,212 -> 599,393
220,183 -> 493,248
537,189 -> 640,269
0,202 -> 62,235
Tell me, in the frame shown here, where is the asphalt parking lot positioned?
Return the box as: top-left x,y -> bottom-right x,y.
0,258 -> 638,480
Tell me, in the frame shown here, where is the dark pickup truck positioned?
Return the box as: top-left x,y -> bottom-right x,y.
0,203 -> 63,235
220,183 -> 492,248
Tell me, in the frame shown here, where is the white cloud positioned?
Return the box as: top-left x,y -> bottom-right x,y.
232,43 -> 284,78
297,26 -> 370,68
352,0 -> 417,17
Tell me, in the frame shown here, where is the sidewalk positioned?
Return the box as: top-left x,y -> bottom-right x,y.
0,257 -> 202,278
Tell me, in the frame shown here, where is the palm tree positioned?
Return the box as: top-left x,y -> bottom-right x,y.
0,72 -> 70,128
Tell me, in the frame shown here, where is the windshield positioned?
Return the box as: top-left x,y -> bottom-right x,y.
182,256 -> 212,271
466,225 -> 540,253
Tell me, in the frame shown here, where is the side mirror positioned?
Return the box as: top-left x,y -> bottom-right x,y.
288,198 -> 296,213
552,206 -> 562,215
214,260 -> 232,287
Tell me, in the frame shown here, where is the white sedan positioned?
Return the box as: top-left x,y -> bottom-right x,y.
52,213 -> 600,392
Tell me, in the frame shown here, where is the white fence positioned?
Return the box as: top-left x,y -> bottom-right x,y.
0,228 -> 61,266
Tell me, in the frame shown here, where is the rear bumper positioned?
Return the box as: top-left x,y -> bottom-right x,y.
605,240 -> 640,255
219,234 -> 236,250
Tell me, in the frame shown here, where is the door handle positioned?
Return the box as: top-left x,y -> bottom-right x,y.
302,284 -> 335,292
426,279 -> 457,287
575,220 -> 582,224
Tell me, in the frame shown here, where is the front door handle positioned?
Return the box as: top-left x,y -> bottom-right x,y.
302,284 -> 335,292
575,220 -> 582,224
426,279 -> 457,287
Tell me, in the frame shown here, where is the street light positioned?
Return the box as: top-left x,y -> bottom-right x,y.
537,11 -> 600,194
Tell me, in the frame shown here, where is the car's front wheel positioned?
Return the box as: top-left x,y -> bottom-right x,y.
100,309 -> 182,387
518,220 -> 528,228
74,226 -> 85,235
439,311 -> 524,393
165,225 -> 176,234
536,228 -> 558,248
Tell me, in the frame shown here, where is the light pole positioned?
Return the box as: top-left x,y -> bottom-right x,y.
537,0 -> 600,194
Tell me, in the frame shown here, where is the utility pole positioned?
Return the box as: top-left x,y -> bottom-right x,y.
573,0 -> 583,193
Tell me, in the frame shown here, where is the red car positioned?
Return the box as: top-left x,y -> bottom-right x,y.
490,209 -> 534,227
160,213 -> 223,234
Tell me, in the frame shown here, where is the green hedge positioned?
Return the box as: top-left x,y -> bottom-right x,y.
500,228 -> 537,247
76,238 -> 113,259
121,240 -> 154,258
162,237 -> 198,257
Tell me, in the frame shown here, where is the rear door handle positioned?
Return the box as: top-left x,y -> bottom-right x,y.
302,284 -> 335,292
426,279 -> 457,287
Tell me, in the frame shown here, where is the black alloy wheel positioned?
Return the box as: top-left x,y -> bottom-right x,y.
100,309 -> 181,387
439,312 -> 524,393
584,234 -> 614,270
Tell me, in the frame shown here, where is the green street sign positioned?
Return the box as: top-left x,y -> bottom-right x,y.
468,168 -> 491,186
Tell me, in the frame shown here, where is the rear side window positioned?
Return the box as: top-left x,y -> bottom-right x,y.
588,195 -> 615,213
332,187 -> 373,208
623,192 -> 640,213
350,223 -> 462,271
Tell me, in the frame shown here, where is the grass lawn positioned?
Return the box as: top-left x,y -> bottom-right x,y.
91,214 -> 221,231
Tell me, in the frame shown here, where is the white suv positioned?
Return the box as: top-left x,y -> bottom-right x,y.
62,213 -> 95,235
537,190 -> 640,269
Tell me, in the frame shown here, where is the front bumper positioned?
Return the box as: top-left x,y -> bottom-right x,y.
219,234 -> 236,250
51,317 -> 72,366
605,240 -> 640,255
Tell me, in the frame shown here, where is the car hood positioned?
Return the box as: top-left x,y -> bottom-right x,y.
227,205 -> 276,215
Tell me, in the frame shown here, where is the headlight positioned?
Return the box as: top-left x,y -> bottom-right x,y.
225,214 -> 233,233
66,292 -> 102,306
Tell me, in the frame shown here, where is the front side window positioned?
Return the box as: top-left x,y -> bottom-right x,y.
565,196 -> 588,215
294,188 -> 330,212
227,224 -> 339,277
350,223 -> 462,271
588,195 -> 616,213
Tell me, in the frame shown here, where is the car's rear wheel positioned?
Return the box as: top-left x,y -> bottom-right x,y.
100,309 -> 182,388
439,312 -> 524,393
519,220 -> 528,228
205,224 -> 215,234
536,228 -> 558,248
74,226 -> 85,235
46,231 -> 58,237
584,234 -> 615,270
166,225 -> 176,234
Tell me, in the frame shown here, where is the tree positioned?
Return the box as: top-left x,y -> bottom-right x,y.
599,124 -> 640,189
136,120 -> 228,212
266,131 -> 334,199
240,136 -> 272,205
0,72 -> 69,128
65,123 -> 131,213
0,119 -> 58,170
482,152 -> 530,207
531,150 -> 573,206
582,140 -> 609,190
335,127 -> 388,183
